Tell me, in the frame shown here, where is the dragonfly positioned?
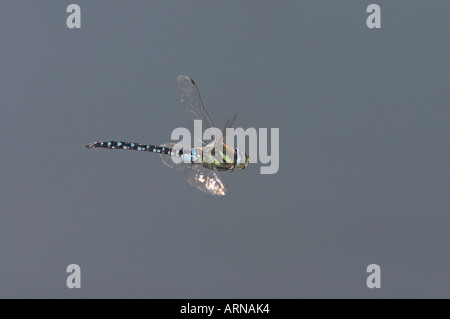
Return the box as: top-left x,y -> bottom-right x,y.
83,75 -> 249,196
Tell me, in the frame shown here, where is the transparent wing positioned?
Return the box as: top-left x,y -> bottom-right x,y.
222,114 -> 237,144
223,114 -> 237,132
182,165 -> 228,196
159,142 -> 191,170
177,75 -> 215,146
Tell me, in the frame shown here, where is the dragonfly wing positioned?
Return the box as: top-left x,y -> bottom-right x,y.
182,165 -> 228,196
222,114 -> 237,144
159,142 -> 190,170
223,114 -> 237,131
177,75 -> 215,146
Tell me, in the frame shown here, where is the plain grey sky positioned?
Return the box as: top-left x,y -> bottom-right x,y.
1,1 -> 449,298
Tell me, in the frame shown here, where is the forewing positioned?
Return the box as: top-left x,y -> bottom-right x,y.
177,75 -> 215,146
223,114 -> 237,132
182,165 -> 228,196
222,114 -> 237,144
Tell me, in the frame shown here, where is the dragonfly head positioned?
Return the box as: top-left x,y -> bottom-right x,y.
235,148 -> 250,170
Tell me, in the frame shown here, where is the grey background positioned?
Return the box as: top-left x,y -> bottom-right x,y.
1,1 -> 449,298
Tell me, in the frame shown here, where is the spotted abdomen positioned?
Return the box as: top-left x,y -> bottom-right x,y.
83,141 -> 174,155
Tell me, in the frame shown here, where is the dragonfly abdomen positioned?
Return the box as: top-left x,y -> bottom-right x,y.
83,140 -> 208,165
84,141 -> 242,171
83,141 -> 174,155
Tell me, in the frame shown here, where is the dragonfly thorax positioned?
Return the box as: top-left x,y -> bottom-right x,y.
196,146 -> 248,171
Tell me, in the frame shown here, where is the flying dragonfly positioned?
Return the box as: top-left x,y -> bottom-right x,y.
83,75 -> 249,196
